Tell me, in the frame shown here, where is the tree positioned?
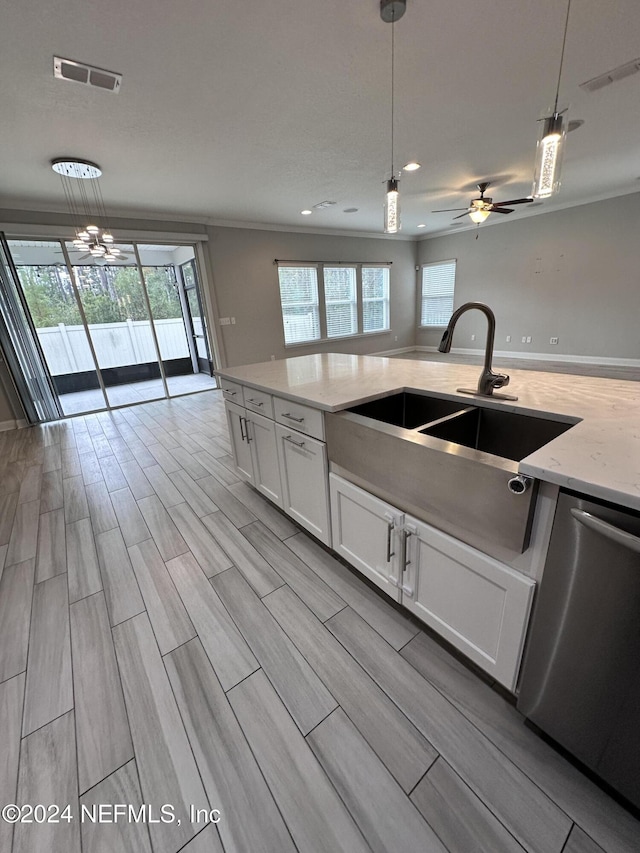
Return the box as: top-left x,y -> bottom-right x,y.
17,263 -> 182,327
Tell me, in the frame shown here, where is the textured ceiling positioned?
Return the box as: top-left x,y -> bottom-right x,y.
1,0 -> 639,237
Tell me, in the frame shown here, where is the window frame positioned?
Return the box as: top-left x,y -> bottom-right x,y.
277,262 -> 322,346
277,262 -> 391,347
419,259 -> 456,329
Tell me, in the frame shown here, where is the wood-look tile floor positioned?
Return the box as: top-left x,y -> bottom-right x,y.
1,390 -> 639,853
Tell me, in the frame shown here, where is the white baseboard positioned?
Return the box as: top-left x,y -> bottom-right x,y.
416,345 -> 640,368
370,346 -> 415,356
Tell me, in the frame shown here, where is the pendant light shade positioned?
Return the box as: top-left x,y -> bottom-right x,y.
384,178 -> 400,234
532,112 -> 566,198
531,0 -> 572,199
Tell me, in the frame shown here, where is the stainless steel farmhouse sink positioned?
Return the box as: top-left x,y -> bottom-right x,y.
325,391 -> 576,558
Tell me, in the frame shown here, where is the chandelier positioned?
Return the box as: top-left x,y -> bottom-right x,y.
51,158 -> 124,261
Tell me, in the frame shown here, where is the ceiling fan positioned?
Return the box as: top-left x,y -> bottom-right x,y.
432,182 -> 534,223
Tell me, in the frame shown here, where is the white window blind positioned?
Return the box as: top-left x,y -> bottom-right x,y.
362,266 -> 390,332
324,267 -> 357,338
277,265 -> 321,345
420,260 -> 456,327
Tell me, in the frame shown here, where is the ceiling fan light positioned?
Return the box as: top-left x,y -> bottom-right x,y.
102,232 -> 114,243
384,178 -> 401,234
469,208 -> 491,224
532,112 -> 566,198
86,224 -> 100,234
77,230 -> 90,240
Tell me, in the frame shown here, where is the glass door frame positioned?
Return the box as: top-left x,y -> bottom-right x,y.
179,257 -> 214,374
3,232 -> 219,421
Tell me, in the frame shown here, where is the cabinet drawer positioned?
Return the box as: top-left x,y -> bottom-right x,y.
221,379 -> 243,402
243,387 -> 274,419
274,396 -> 324,440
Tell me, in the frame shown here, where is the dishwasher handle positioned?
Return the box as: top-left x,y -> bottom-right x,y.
571,508 -> 640,554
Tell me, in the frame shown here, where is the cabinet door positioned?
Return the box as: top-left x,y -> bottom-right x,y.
275,424 -> 331,545
225,400 -> 254,484
329,474 -> 404,602
402,516 -> 535,691
247,412 -> 283,508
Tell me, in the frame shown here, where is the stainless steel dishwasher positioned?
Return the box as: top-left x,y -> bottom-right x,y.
518,489 -> 640,810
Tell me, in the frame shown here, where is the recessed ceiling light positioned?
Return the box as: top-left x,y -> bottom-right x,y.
343,208 -> 358,213
403,162 -> 421,171
416,223 -> 426,228
301,209 -> 312,215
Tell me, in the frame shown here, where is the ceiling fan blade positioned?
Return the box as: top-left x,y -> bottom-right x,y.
452,211 -> 471,220
493,198 -> 533,206
432,207 -> 469,213
490,207 -> 513,214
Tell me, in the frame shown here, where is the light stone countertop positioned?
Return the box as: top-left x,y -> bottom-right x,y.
217,353 -> 640,512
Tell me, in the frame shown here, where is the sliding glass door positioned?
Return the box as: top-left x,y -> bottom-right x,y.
0,235 -> 62,422
66,243 -> 167,408
2,237 -> 217,421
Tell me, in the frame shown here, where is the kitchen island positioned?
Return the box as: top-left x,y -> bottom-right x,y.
217,352 -> 640,512
216,353 -> 640,690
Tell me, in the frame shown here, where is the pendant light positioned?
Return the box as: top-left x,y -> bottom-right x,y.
381,0 -> 406,233
532,0 -> 572,199
51,158 -> 123,261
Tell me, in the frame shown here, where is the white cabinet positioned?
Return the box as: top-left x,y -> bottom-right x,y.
402,516 -> 535,691
329,474 -> 404,602
225,400 -> 254,483
225,401 -> 283,507
328,473 -> 535,690
247,412 -> 282,507
276,424 -> 331,545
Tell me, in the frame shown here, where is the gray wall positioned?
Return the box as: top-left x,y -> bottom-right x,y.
206,226 -> 417,366
417,193 -> 640,360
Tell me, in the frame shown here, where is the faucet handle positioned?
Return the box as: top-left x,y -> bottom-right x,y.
491,372 -> 510,389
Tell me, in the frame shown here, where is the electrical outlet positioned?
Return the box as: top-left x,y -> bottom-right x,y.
471,334 -> 476,342
506,335 -> 511,343
526,336 -> 532,344
230,317 -> 236,325
550,336 -> 559,345
219,317 -> 231,326
271,355 -> 275,361
521,336 -> 527,343
394,336 -> 398,342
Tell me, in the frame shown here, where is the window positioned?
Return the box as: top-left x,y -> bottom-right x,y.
278,265 -> 321,345
324,267 -> 357,338
420,260 -> 456,327
362,266 -> 390,333
277,263 -> 391,345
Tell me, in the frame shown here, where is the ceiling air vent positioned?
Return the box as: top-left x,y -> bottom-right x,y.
579,57 -> 640,93
53,56 -> 122,93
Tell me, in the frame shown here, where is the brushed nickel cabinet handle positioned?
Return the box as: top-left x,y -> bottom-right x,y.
284,435 -> 306,448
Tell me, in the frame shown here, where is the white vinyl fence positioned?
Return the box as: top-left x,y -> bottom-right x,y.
37,318 -> 197,375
